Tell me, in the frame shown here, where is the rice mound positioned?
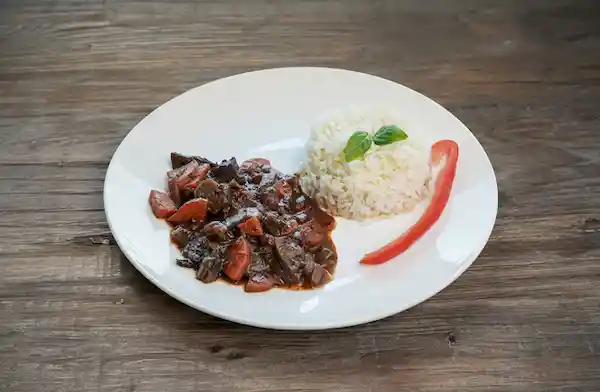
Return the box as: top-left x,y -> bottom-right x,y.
299,107 -> 432,220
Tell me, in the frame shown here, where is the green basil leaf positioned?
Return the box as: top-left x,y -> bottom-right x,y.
343,131 -> 372,162
372,125 -> 408,146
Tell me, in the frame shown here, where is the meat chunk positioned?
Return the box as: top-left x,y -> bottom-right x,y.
226,183 -> 253,212
171,226 -> 192,248
301,224 -> 326,248
260,186 -> 280,211
240,157 -> 271,173
176,258 -> 196,269
314,246 -> 337,269
241,197 -> 258,208
194,178 -> 229,213
278,194 -> 292,215
182,236 -> 210,264
239,158 -> 277,187
245,252 -> 275,293
259,234 -> 275,247
202,221 -> 229,241
273,236 -> 305,285
252,173 -> 264,184
262,212 -> 298,237
171,152 -> 193,169
244,278 -> 274,293
224,207 -> 260,229
168,178 -> 182,206
182,237 -> 227,282
149,190 -> 177,219
312,202 -> 336,230
170,152 -> 214,169
196,256 -> 224,283
284,174 -> 299,190
229,178 -> 243,190
303,261 -> 332,287
210,157 -> 239,183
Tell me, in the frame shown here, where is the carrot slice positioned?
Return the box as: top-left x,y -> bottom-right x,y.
360,140 -> 459,265
167,198 -> 208,224
149,190 -> 177,219
224,237 -> 252,281
238,216 -> 264,236
167,160 -> 201,189
181,164 -> 211,191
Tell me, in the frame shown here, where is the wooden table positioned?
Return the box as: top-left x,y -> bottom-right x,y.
1,1 -> 599,391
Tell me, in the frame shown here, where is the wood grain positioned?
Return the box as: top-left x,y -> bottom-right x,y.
1,0 -> 600,391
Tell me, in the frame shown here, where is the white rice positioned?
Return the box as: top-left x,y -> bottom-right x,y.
300,107 -> 432,220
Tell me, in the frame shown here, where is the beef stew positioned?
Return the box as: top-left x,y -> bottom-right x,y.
148,153 -> 338,293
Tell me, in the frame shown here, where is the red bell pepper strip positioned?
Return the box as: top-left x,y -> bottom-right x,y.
360,140 -> 459,265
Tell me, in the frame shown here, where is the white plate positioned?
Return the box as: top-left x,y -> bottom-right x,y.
104,67 -> 497,330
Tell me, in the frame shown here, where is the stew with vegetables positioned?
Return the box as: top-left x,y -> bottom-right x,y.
148,152 -> 338,293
